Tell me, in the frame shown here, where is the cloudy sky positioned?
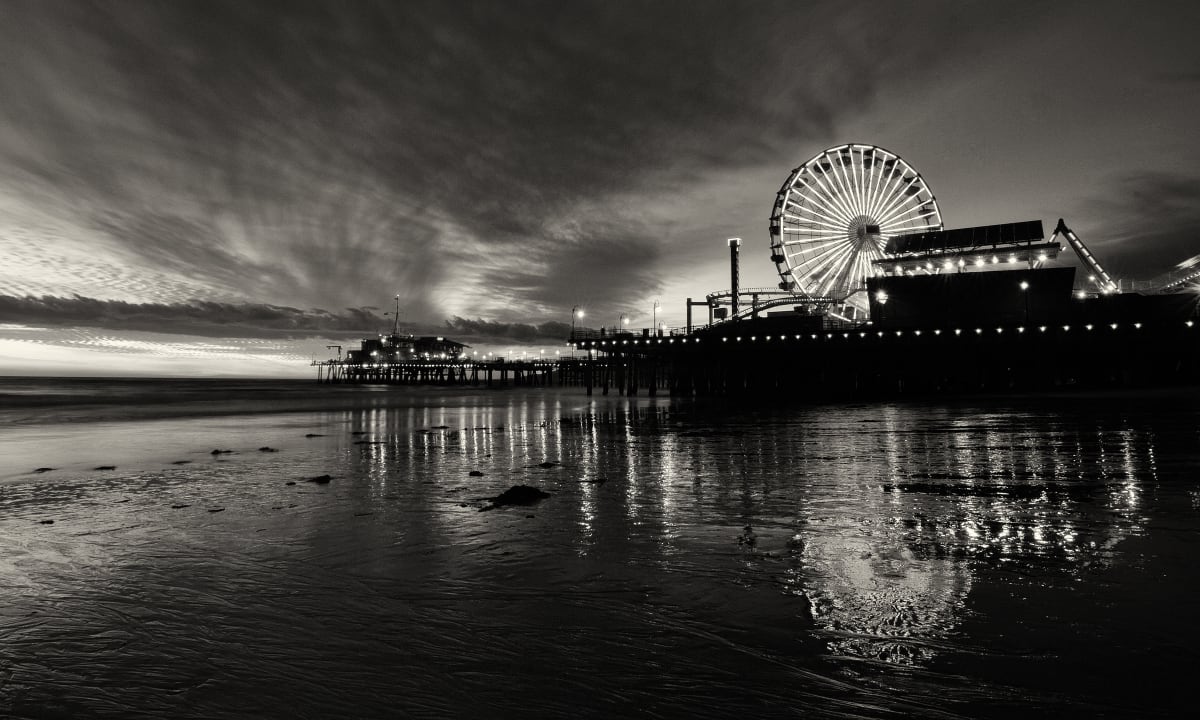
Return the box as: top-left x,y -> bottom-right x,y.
1,0 -> 1197,376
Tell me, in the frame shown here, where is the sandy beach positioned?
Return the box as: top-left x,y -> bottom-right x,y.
2,380 -> 1197,718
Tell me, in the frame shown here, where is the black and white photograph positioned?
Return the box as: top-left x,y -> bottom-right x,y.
1,1 -> 1198,717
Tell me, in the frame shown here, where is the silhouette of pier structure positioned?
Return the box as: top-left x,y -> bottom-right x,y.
316,142 -> 1200,398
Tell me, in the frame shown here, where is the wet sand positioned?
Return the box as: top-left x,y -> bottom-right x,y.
2,382 -> 1198,718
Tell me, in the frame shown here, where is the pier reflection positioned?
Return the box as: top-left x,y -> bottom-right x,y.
310,393 -> 1156,670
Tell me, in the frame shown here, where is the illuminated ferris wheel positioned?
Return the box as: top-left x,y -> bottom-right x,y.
769,144 -> 943,315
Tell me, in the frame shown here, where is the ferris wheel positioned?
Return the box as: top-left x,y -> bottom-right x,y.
769,144 -> 942,315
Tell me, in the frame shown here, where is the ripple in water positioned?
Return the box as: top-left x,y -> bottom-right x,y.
1,385 -> 1196,718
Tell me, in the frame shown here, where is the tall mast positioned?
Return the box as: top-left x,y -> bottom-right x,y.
392,294 -> 400,336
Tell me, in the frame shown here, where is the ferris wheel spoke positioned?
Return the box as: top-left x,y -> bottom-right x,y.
784,200 -> 851,230
864,166 -> 902,220
852,147 -> 870,217
866,152 -> 896,219
830,151 -> 860,217
782,212 -> 848,234
880,207 -> 938,231
777,225 -> 844,242
877,192 -> 929,228
841,147 -> 866,217
867,160 -> 904,220
875,180 -> 922,225
844,148 -> 861,217
863,149 -> 883,219
790,178 -> 855,225
795,239 -> 855,279
813,161 -> 860,223
817,247 -> 858,297
796,247 -> 854,292
783,237 -> 850,253
879,200 -> 931,225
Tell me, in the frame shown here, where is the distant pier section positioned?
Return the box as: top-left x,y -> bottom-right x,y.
312,333 -> 574,387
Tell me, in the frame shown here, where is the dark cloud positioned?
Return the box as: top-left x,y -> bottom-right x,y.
0,0 -> 1025,326
444,316 -> 570,344
1078,172 -> 1200,280
1158,71 -> 1200,84
0,294 -> 574,347
0,295 -> 389,339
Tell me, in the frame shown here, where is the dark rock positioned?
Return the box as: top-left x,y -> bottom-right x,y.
285,481 -> 296,486
468,470 -> 485,477
525,514 -> 535,518
94,465 -> 117,471
38,519 -> 54,525
210,449 -> 233,455
171,460 -> 192,465
33,467 -> 55,473
354,440 -> 385,445
208,508 -> 225,513
271,506 -> 284,510
350,431 -> 368,436
171,504 -> 191,509
304,433 -> 325,438
481,485 -> 551,511
353,512 -> 373,517
258,446 -> 278,453
432,425 -> 451,430
309,474 -> 333,484
536,461 -> 558,469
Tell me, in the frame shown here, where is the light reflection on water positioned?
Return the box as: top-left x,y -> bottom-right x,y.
0,388 -> 1195,718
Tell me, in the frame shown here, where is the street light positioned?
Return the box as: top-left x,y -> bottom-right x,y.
1019,281 -> 1030,324
874,289 -> 888,325
571,305 -> 584,336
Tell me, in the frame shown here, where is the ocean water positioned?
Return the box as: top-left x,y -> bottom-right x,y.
1,378 -> 1198,718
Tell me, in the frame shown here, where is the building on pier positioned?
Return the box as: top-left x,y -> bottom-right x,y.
344,334 -> 468,365
563,143 -> 1200,398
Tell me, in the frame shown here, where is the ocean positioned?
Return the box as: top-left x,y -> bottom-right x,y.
1,377 -> 1198,718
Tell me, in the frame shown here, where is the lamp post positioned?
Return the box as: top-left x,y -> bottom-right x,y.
653,300 -> 660,334
571,305 -> 584,337
1019,281 -> 1030,325
618,313 -> 628,334
874,289 -> 888,326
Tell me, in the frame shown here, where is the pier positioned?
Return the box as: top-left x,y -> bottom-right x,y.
316,148 -> 1200,400
314,358 -> 563,387
314,304 -> 1200,398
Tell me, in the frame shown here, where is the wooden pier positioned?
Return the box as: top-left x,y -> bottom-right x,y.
314,359 -> 563,388
316,297 -> 1200,399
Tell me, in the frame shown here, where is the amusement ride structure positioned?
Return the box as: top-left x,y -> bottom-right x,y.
770,143 -> 943,315
696,143 -> 1189,329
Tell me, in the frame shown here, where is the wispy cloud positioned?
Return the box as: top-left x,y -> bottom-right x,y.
0,294 -> 578,351
0,295 -> 387,339
1076,171 -> 1200,279
0,0 -> 1026,328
